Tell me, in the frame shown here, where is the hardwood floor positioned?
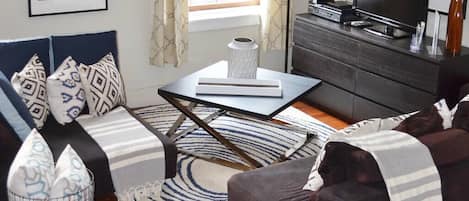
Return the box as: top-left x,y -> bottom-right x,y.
97,101 -> 347,201
293,101 -> 349,130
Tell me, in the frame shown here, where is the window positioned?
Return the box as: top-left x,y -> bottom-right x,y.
189,0 -> 260,11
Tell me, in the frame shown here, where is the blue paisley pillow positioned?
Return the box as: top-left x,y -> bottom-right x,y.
7,129 -> 55,199
47,57 -> 86,125
50,145 -> 90,199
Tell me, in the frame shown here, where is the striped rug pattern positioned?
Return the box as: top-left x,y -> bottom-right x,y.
133,104 -> 336,200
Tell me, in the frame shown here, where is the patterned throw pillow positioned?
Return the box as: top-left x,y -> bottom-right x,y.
11,54 -> 49,129
47,57 -> 86,125
50,145 -> 90,199
7,129 -> 55,199
79,53 -> 126,116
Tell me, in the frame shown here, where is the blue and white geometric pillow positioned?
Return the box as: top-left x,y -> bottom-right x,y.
50,145 -> 91,200
47,57 -> 86,125
7,129 -> 55,199
79,53 -> 126,116
11,54 -> 49,129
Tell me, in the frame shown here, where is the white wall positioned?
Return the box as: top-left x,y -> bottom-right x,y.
426,3 -> 469,46
3,0 -> 467,107
0,0 -> 308,107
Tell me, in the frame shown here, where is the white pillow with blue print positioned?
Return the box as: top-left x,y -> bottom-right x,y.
50,144 -> 90,199
47,57 -> 86,125
7,129 -> 55,199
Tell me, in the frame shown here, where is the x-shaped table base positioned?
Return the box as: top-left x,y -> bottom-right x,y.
161,94 -> 315,170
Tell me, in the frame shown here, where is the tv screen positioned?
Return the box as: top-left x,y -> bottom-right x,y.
355,0 -> 428,29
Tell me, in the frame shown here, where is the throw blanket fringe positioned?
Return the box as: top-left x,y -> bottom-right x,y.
77,107 -> 166,201
304,118 -> 442,201
116,180 -> 163,201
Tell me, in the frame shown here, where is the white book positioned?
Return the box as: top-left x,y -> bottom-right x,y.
198,77 -> 280,87
196,78 -> 282,97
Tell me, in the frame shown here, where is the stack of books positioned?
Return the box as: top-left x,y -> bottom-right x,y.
196,77 -> 282,97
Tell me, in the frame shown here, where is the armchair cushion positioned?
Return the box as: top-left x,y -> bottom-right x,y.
393,99 -> 451,137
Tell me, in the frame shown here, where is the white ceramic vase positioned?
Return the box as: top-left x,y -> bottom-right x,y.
228,37 -> 258,79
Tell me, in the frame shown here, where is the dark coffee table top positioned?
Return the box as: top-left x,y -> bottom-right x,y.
158,61 -> 321,119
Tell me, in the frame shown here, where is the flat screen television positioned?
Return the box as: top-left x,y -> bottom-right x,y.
355,0 -> 428,32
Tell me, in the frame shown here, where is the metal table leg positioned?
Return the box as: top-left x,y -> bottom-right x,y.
225,112 -> 317,163
161,94 -> 262,170
166,102 -> 197,137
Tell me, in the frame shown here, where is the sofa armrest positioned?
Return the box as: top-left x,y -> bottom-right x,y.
318,181 -> 388,201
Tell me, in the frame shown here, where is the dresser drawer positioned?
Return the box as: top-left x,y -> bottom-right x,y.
293,20 -> 359,66
301,81 -> 354,122
353,96 -> 400,121
358,43 -> 440,93
355,70 -> 435,113
292,45 -> 356,92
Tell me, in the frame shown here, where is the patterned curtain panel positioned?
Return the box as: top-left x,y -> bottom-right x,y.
150,0 -> 189,67
260,0 -> 292,51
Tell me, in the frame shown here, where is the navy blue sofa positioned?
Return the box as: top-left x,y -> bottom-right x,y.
0,31 -> 177,200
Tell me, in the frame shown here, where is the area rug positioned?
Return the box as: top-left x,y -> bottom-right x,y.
133,104 -> 336,201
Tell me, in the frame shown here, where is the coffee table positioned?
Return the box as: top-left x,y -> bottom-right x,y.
158,61 -> 321,170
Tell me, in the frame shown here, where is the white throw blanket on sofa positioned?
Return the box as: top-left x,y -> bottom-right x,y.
303,118 -> 443,201
77,106 -> 166,201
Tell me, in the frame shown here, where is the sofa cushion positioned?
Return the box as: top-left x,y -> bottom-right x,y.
0,38 -> 51,79
51,31 -> 119,71
11,54 -> 49,129
47,57 -> 86,125
228,157 -> 315,201
79,53 -> 126,116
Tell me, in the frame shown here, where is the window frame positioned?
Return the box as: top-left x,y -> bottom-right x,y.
189,0 -> 260,12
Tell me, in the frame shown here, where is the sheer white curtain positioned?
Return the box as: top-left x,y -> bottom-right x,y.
150,0 -> 189,67
260,0 -> 292,51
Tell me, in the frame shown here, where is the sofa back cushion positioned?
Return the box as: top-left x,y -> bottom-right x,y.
0,38 -> 51,79
51,31 -> 119,71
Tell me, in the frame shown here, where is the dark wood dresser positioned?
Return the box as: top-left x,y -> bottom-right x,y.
292,13 -> 469,123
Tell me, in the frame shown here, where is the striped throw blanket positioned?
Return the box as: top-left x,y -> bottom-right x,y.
76,107 -> 166,201
304,119 -> 442,201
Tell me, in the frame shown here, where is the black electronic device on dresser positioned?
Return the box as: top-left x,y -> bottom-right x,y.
308,1 -> 357,23
292,14 -> 469,123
